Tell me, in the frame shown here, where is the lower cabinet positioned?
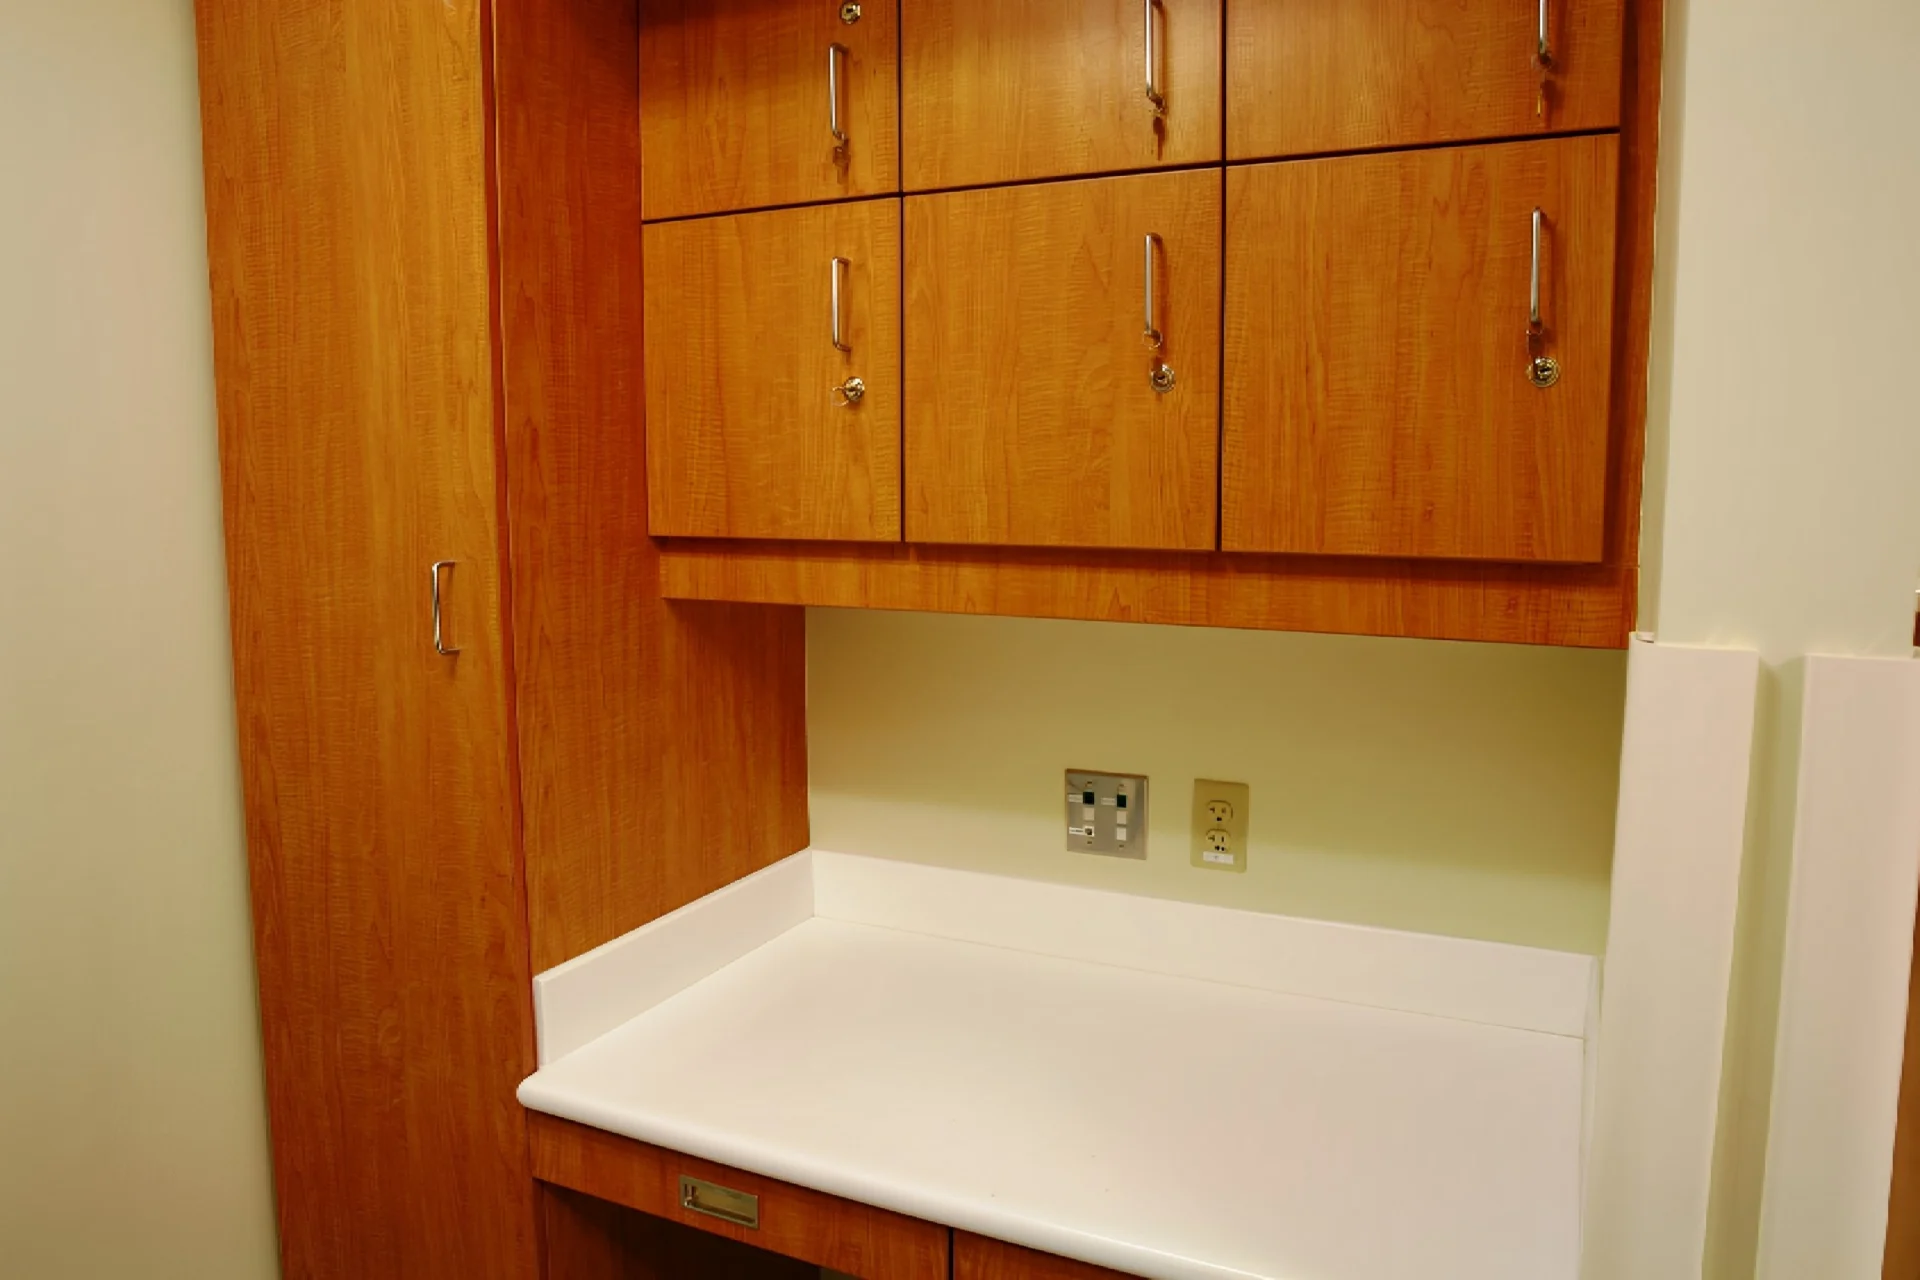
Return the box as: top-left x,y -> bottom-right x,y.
954,1232 -> 1141,1280
905,169 -> 1223,551
644,198 -> 904,541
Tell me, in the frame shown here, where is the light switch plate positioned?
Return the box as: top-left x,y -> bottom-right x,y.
1065,770 -> 1147,859
1191,779 -> 1250,873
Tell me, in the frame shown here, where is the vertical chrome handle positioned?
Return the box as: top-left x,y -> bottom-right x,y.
1537,0 -> 1553,66
831,257 -> 852,352
1142,233 -> 1163,350
828,43 -> 849,149
430,560 -> 460,656
1144,0 -> 1167,116
1529,207 -> 1545,335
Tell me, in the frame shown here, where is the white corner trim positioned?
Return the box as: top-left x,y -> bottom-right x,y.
1755,655 -> 1920,1278
1581,640 -> 1760,1280
532,851 -> 814,1063
811,850 -> 1595,1037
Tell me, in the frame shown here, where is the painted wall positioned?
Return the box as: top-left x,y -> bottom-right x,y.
810,609 -> 1627,954
0,2 -> 280,1277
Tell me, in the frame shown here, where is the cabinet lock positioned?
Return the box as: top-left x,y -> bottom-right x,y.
840,2 -> 862,22
833,376 -> 867,406
1149,364 -> 1177,394
1528,357 -> 1561,389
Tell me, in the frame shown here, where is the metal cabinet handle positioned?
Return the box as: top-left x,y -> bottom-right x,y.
831,256 -> 852,352
679,1176 -> 760,1230
430,560 -> 460,656
1144,0 -> 1167,117
1529,207 -> 1545,336
1143,233 -> 1164,350
828,43 -> 849,150
1526,207 -> 1561,388
1537,0 -> 1553,66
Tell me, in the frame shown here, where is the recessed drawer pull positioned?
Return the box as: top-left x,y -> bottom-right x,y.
679,1175 -> 760,1229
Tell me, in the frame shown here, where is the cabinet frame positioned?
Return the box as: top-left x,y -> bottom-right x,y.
657,0 -> 1665,650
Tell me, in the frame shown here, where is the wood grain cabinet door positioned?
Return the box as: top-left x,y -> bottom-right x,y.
905,170 -> 1221,550
903,0 -> 1222,190
955,1233 -> 1142,1279
640,0 -> 899,220
645,199 -> 903,541
1227,0 -> 1624,160
1223,135 -> 1620,562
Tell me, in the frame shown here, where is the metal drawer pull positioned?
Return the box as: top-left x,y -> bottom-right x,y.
1144,233 -> 1175,393
430,560 -> 460,656
1144,0 -> 1167,117
1527,207 -> 1560,388
828,43 -> 849,152
679,1176 -> 760,1229
1537,0 -> 1553,66
831,256 -> 852,352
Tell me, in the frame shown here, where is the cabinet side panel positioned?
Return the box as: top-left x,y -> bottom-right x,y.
493,0 -> 810,972
194,0 -> 540,1275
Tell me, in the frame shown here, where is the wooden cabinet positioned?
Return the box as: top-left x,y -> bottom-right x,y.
1223,135 -> 1620,562
640,0 -> 900,220
955,1233 -> 1140,1279
905,170 -> 1221,550
645,200 -> 903,541
1227,0 -> 1625,159
902,0 -> 1222,190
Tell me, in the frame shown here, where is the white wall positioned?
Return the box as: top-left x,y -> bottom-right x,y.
811,609 -> 1627,954
0,2 -> 279,1276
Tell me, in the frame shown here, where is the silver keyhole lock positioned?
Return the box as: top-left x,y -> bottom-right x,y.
1528,356 -> 1561,389
833,376 -> 866,406
840,2 -> 862,23
1149,364 -> 1177,394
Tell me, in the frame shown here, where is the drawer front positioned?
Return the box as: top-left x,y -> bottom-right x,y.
955,1232 -> 1142,1279
529,1114 -> 948,1280
1228,0 -> 1624,160
902,0 -> 1222,190
644,199 -> 903,541
641,0 -> 900,220
905,170 -> 1222,551
1224,135 -> 1620,562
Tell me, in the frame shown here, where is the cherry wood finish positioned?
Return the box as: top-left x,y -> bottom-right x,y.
905,171 -> 1221,550
530,1115 -> 949,1280
194,0 -> 538,1275
956,1233 -> 1140,1280
901,0 -> 1221,191
1224,135 -> 1620,562
639,0 -> 900,221
1227,0 -> 1625,160
646,199 -> 903,541
543,1186 -> 819,1280
1883,889 -> 1920,1278
663,0 -> 1664,649
495,0 -> 811,972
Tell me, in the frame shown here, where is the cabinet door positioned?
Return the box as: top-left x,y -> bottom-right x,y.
906,170 -> 1220,550
645,200 -> 902,541
1223,136 -> 1619,561
640,0 -> 899,220
955,1233 -> 1141,1279
903,0 -> 1221,190
1227,0 -> 1624,160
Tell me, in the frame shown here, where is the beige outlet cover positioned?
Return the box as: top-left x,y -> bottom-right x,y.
1191,779 -> 1250,873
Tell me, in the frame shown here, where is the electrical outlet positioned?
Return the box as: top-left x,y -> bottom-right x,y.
1191,780 -> 1250,872
1065,770 -> 1147,859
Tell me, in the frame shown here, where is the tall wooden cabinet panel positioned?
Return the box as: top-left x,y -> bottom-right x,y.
1227,0 -> 1624,159
645,199 -> 903,541
194,1 -> 538,1276
640,0 -> 900,220
1223,135 -> 1620,562
905,170 -> 1221,550
901,0 -> 1222,190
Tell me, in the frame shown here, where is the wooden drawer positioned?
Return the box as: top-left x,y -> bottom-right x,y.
1227,0 -> 1625,160
955,1232 -> 1141,1279
640,0 -> 900,220
902,0 -> 1221,190
529,1114 -> 948,1279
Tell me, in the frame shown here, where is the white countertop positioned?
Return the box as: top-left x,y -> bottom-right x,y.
519,852 -> 1592,1280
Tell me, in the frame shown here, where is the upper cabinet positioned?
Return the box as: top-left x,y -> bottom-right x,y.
1227,0 -> 1625,160
640,0 -> 900,220
906,170 -> 1222,550
902,0 -> 1222,190
1223,135 -> 1620,562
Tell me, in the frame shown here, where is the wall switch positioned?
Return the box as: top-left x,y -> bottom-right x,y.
1065,770 -> 1147,859
1191,780 -> 1250,872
